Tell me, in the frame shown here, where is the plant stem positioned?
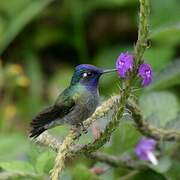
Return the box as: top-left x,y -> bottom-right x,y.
134,0 -> 150,66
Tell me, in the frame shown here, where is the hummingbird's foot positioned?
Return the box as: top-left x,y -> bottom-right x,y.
80,122 -> 88,134
76,131 -> 81,139
70,126 -> 82,139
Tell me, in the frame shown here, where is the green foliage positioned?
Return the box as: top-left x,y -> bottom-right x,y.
151,157 -> 171,174
139,91 -> 179,127
110,122 -> 141,154
35,151 -> 55,174
144,46 -> 174,71
133,169 -> 166,180
0,0 -> 180,179
0,161 -> 34,174
149,59 -> 180,90
166,160 -> 180,180
72,164 -> 98,180
0,134 -> 28,161
0,0 -> 53,54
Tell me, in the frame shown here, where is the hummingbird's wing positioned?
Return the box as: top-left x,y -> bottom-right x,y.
29,87 -> 77,138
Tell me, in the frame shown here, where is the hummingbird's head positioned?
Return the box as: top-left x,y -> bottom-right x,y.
70,64 -> 116,90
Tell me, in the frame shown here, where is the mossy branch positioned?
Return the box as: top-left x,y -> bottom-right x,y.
134,0 -> 150,65
36,96 -> 180,146
36,133 -> 148,170
87,152 -> 148,170
127,100 -> 180,141
36,95 -> 180,169
50,129 -> 79,180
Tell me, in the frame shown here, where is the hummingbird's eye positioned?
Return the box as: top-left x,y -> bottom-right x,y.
82,72 -> 93,78
82,72 -> 88,78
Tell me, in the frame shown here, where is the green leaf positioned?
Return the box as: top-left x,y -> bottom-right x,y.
100,169 -> 114,180
150,0 -> 180,48
166,161 -> 180,180
0,161 -> 34,174
165,114 -> 180,130
35,151 -> 55,174
0,0 -> 32,17
0,134 -> 29,161
0,0 -> 53,54
150,24 -> 180,46
72,164 -> 98,180
133,169 -> 166,180
149,59 -> 180,90
139,91 -> 179,127
151,0 -> 180,29
143,46 -> 174,71
110,122 -> 141,154
151,157 -> 172,173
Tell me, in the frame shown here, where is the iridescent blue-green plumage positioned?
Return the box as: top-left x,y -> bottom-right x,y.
29,64 -> 115,138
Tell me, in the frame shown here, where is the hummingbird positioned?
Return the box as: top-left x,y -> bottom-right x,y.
29,64 -> 116,138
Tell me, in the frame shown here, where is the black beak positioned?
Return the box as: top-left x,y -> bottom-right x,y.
102,68 -> 117,74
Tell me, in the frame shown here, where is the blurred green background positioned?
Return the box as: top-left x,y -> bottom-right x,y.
0,0 -> 180,179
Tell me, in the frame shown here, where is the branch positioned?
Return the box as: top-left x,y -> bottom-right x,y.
36,132 -> 148,170
36,131 -> 61,151
36,96 -> 180,173
50,129 -> 79,180
127,100 -> 180,141
87,152 -> 148,170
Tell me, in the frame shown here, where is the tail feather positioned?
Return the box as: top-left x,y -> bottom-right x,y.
29,127 -> 46,138
29,106 -> 60,138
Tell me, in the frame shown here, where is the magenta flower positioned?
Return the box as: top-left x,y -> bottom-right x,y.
138,63 -> 153,86
116,52 -> 134,78
135,138 -> 158,165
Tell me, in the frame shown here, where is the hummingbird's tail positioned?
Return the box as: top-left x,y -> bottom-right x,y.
29,105 -> 60,138
29,127 -> 46,138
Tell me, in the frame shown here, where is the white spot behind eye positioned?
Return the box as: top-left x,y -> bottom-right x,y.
83,72 -> 88,78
